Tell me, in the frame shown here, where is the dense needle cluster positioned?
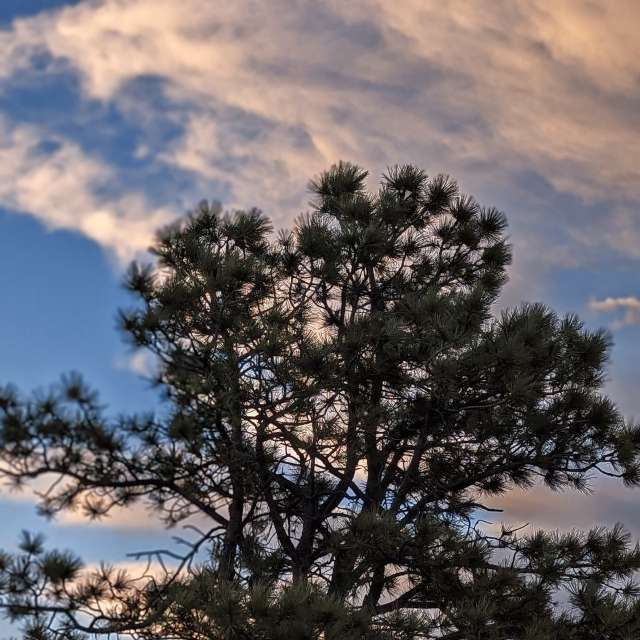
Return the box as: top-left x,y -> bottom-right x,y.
1,163 -> 640,639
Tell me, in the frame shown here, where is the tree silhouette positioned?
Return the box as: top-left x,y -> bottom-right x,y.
1,163 -> 639,639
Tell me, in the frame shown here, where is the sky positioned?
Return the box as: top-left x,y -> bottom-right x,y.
0,0 -> 639,631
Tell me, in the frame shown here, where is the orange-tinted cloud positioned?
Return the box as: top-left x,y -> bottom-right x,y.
0,117 -> 173,264
0,0 -> 638,264
489,476 -> 640,538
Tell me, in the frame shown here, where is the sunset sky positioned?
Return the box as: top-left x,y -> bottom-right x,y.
0,0 -> 639,630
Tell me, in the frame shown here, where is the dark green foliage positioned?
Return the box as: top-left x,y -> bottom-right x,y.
1,163 -> 640,638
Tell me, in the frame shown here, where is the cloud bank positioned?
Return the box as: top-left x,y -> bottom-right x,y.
0,0 -> 638,268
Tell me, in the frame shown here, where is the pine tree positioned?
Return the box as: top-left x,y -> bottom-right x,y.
1,163 -> 640,639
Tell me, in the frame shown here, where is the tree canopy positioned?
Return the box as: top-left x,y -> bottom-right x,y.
1,163 -> 640,639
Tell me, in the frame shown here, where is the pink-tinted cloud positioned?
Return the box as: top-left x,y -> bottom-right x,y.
0,0 -> 638,265
590,295 -> 640,329
0,117 -> 174,264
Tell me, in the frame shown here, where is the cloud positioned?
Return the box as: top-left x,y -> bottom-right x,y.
0,0 -> 638,267
80,559 -> 171,581
115,350 -> 158,378
490,477 -> 640,538
589,295 -> 640,329
1,475 -> 166,531
0,117 -> 175,264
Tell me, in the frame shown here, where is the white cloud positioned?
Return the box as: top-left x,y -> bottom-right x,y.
1,474 -> 214,533
590,296 -> 640,312
0,117 -> 175,264
589,295 -> 640,329
0,0 -> 638,263
0,475 -> 165,531
115,350 -> 158,378
57,499 -> 165,531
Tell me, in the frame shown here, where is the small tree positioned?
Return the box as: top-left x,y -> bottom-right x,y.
1,163 -> 640,639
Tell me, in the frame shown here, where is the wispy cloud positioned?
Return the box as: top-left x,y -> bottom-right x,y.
0,117 -> 174,264
589,295 -> 640,329
0,475 -> 164,531
492,477 -> 640,537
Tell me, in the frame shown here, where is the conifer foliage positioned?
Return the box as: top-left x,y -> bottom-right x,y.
1,163 -> 640,638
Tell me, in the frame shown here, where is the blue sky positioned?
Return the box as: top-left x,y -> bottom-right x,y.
0,0 -> 639,633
